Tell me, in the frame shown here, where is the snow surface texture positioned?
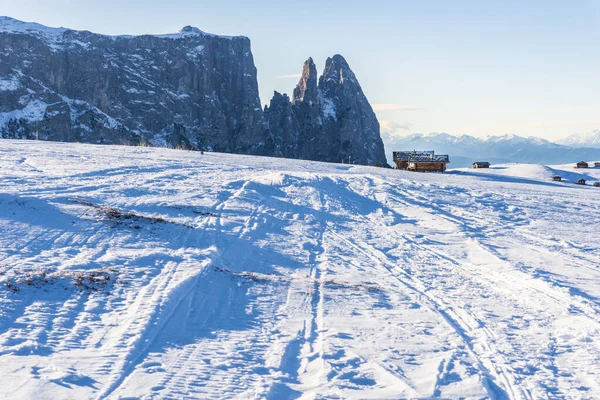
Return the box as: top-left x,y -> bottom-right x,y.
1,140 -> 600,399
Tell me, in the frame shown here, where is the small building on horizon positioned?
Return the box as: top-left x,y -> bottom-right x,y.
473,162 -> 490,169
595,162 -> 600,168
393,151 -> 450,172
594,182 -> 600,187
552,176 -> 562,182
578,178 -> 586,185
576,161 -> 589,169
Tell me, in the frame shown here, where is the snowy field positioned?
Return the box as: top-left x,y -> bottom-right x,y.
451,162 -> 600,185
1,140 -> 600,399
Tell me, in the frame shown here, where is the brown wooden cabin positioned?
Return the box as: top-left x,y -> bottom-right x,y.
473,162 -> 490,169
578,178 -> 586,185
393,151 -> 450,172
576,161 -> 589,168
408,161 -> 448,172
552,176 -> 562,182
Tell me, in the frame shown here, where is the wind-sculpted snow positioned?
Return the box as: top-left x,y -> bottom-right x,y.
1,141 -> 600,399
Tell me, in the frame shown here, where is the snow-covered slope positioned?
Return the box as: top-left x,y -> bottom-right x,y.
383,132 -> 600,167
1,140 -> 600,399
558,129 -> 600,149
451,162 -> 600,185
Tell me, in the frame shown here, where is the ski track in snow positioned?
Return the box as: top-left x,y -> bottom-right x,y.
0,140 -> 599,399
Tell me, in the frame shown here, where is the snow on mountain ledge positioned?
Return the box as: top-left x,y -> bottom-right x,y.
0,16 -> 67,36
155,25 -> 237,40
0,75 -> 21,91
0,16 -> 243,43
0,16 -> 68,49
1,140 -> 600,399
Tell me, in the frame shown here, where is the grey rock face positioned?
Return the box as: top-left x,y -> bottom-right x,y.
319,55 -> 387,166
0,17 -> 387,166
265,91 -> 298,158
0,17 -> 267,153
265,55 -> 388,166
292,57 -> 318,104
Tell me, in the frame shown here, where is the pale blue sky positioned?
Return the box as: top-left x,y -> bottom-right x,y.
2,0 -> 599,141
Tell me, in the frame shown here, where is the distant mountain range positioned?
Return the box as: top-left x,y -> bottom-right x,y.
383,132 -> 600,168
557,129 -> 600,149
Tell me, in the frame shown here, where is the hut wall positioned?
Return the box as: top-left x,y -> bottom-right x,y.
395,160 -> 409,170
409,162 -> 447,172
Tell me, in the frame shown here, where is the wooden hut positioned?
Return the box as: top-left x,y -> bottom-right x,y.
577,178 -> 586,185
393,151 -> 450,172
594,182 -> 600,187
594,162 -> 600,168
393,151 -> 431,170
576,161 -> 589,169
552,176 -> 562,182
408,159 -> 449,172
473,162 -> 490,169
392,151 -> 410,170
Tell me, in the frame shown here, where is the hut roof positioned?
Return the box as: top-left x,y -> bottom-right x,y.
393,151 -> 449,163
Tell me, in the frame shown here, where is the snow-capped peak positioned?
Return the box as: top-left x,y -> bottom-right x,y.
558,129 -> 600,149
485,133 -> 526,143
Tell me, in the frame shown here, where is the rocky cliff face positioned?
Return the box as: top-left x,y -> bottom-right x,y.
265,55 -> 388,166
0,17 -> 267,153
0,17 -> 387,166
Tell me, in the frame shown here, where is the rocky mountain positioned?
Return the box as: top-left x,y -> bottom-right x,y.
557,129 -> 600,149
265,56 -> 387,166
0,16 -> 266,153
0,17 -> 387,166
383,132 -> 600,168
